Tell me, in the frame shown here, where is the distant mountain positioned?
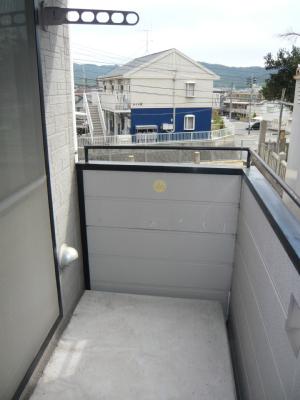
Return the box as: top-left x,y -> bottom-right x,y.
201,62 -> 269,89
73,62 -> 269,89
73,63 -> 117,86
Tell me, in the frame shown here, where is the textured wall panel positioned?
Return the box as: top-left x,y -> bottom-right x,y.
230,181 -> 300,400
84,171 -> 240,306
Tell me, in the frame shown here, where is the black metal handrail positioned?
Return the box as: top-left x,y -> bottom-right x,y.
82,144 -> 300,210
84,145 -> 251,166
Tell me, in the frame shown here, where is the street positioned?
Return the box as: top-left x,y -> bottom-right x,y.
229,119 -> 282,150
231,120 -> 259,149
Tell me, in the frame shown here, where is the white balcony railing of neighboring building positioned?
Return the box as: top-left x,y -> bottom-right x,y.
100,92 -> 131,111
77,127 -> 234,147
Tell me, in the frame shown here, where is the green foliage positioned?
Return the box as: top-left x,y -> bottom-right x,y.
261,46 -> 300,102
73,63 -> 117,87
201,62 -> 269,89
212,110 -> 225,129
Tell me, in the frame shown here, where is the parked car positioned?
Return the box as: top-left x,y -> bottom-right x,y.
246,121 -> 260,130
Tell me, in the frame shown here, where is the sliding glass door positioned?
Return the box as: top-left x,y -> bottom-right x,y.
0,1 -> 61,399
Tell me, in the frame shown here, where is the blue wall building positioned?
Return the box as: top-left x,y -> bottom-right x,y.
131,107 -> 212,135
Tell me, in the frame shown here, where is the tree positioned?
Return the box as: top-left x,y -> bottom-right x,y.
279,31 -> 300,40
261,46 -> 300,102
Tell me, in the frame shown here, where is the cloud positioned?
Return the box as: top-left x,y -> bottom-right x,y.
69,0 -> 300,66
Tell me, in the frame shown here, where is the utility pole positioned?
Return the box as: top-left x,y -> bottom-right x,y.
277,88 -> 286,151
229,83 -> 233,120
247,75 -> 257,135
140,28 -> 151,54
82,64 -> 87,92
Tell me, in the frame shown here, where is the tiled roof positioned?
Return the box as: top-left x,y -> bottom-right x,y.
101,49 -> 174,78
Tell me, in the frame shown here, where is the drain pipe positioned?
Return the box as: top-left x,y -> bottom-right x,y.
171,51 -> 176,133
172,72 -> 176,132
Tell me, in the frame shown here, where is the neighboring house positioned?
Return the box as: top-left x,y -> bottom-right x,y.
223,99 -> 250,119
222,88 -> 263,118
253,101 -> 293,132
97,48 -> 219,135
223,99 -> 292,129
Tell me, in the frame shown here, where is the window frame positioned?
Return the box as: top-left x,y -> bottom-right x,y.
185,81 -> 195,97
184,114 -> 195,131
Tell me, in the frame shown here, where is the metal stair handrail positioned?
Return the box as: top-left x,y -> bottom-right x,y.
83,93 -> 94,137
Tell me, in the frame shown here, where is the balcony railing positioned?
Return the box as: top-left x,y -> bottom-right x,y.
258,143 -> 288,181
82,145 -> 300,208
74,145 -> 300,400
132,127 -> 234,143
115,102 -> 131,110
77,127 -> 234,148
100,92 -> 131,111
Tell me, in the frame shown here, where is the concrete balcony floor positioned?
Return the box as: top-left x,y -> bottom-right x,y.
30,291 -> 236,399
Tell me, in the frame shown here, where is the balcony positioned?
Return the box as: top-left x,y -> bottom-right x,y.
4,2 -> 300,399
27,147 -> 300,399
100,92 -> 131,112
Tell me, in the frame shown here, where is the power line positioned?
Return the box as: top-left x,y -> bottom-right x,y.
72,51 -> 271,81
73,58 -> 214,77
75,78 -> 223,95
74,59 -> 271,82
74,70 -> 270,91
72,43 -> 272,80
75,78 -> 264,102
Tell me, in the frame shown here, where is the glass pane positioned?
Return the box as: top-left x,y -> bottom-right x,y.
0,0 -> 45,202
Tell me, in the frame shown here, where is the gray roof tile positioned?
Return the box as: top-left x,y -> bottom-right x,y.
102,49 -> 174,78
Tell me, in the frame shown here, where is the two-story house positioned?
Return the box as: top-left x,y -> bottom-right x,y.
97,48 -> 219,136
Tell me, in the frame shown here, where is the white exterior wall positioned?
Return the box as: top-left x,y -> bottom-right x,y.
100,51 -> 215,111
129,52 -> 214,108
38,1 -> 84,316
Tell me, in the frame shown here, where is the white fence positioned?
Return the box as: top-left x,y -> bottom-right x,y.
77,127 -> 234,148
258,144 -> 287,180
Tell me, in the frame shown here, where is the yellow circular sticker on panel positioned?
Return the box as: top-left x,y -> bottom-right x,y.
153,179 -> 167,193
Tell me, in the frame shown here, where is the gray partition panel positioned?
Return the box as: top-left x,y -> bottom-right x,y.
83,170 -> 241,310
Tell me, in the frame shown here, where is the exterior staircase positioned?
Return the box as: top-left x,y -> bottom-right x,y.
89,105 -> 104,136
83,92 -> 106,137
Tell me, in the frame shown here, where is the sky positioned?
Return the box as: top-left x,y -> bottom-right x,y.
69,0 -> 300,68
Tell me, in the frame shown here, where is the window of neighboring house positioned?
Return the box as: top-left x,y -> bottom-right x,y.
104,85 -> 106,92
184,114 -> 195,130
111,84 -> 114,93
120,85 -> 124,93
185,82 -> 195,97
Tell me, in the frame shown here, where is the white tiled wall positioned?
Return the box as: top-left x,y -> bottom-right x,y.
38,0 -> 84,316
